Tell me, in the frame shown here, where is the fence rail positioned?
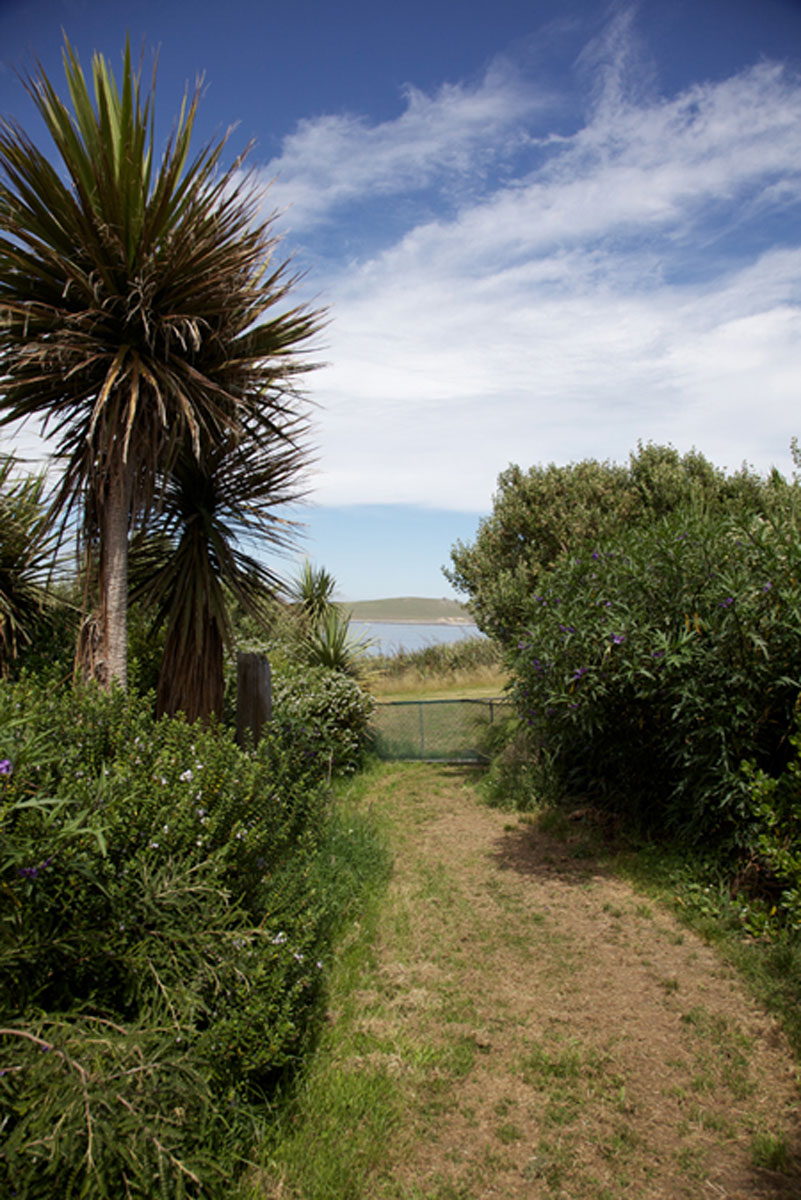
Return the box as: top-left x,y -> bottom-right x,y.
370,697 -> 511,763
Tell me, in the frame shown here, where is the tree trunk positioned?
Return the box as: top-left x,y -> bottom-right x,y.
98,464 -> 131,690
157,613 -> 224,724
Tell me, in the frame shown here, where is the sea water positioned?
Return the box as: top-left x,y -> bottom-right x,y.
349,621 -> 483,657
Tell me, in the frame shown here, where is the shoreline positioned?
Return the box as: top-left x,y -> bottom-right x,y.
349,617 -> 476,627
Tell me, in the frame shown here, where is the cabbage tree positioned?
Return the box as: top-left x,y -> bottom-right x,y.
131,421 -> 308,722
0,456 -> 57,670
0,39 -> 321,687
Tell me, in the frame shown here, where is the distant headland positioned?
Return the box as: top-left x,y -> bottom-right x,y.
346,597 -> 473,625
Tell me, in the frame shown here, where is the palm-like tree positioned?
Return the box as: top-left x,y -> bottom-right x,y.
0,456 -> 58,671
290,560 -> 338,625
0,39 -> 322,688
130,422 -> 308,722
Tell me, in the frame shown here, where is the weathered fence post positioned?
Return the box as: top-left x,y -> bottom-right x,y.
236,652 -> 271,748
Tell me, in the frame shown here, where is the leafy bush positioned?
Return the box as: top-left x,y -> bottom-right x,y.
744,718 -> 801,932
271,663 -> 375,776
508,493 -> 801,842
0,677 -> 365,1197
447,443 -> 770,642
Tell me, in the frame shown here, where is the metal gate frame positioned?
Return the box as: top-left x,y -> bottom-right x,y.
369,697 -> 510,763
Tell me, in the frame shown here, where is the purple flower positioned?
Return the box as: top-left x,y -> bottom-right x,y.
720,597 -> 734,608
611,633 -> 625,645
572,666 -> 589,680
592,551 -> 600,560
0,759 -> 12,775
763,582 -> 772,592
559,624 -> 576,634
17,856 -> 53,881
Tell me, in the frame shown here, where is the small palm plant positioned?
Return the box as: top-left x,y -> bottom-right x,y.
288,562 -> 374,677
0,456 -> 58,671
299,605 -> 374,678
291,561 -> 337,625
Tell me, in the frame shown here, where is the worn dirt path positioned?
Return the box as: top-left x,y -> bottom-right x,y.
348,763 -> 801,1200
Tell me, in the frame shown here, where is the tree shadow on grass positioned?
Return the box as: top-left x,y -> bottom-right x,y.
489,814 -> 619,886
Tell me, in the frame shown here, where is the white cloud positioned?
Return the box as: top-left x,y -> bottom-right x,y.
307,242 -> 801,509
260,59 -> 552,231
262,35 -> 801,510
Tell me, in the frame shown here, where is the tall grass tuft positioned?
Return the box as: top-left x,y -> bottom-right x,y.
372,635 -> 500,681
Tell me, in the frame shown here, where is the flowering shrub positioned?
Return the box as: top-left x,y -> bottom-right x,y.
509,494 -> 801,842
0,677 -> 382,1196
271,662 -> 375,776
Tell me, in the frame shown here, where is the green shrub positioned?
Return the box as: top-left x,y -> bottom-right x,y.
0,677 -> 356,1197
271,663 -> 375,776
744,716 -> 801,932
447,443 -> 767,642
508,493 -> 801,842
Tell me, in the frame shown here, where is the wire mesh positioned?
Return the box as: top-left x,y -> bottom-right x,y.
370,697 -> 511,763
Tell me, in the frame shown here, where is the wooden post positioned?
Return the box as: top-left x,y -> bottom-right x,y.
236,652 -> 271,748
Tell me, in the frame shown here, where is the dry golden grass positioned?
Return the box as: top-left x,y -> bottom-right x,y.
368,664 -> 509,702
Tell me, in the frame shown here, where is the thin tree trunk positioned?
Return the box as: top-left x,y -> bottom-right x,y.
98,464 -> 131,689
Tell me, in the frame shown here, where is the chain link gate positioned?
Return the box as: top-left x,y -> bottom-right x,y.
369,697 -> 511,763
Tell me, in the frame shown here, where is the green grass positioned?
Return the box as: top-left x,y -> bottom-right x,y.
612,843 -> 801,1059
245,763 -> 493,1200
244,768 -> 396,1200
752,1129 -> 791,1172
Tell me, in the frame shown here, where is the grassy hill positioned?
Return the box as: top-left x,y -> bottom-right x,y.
346,596 -> 472,623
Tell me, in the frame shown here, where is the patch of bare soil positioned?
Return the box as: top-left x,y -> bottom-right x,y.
360,765 -> 801,1200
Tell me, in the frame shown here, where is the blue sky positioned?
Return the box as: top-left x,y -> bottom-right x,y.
2,1 -> 801,600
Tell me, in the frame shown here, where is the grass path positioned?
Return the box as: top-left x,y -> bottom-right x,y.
259,762 -> 801,1200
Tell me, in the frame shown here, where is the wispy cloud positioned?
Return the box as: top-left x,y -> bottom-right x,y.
263,59 -> 551,232
256,11 -> 801,512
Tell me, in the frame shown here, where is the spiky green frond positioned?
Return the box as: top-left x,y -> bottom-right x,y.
0,37 -> 322,688
0,36 -> 323,529
130,424 -> 309,720
291,561 -> 337,624
0,457 -> 58,668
